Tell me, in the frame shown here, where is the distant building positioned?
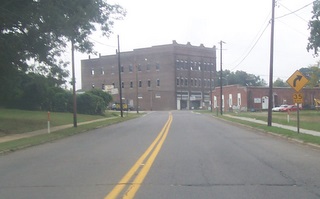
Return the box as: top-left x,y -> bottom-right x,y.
212,84 -> 320,112
81,41 -> 217,110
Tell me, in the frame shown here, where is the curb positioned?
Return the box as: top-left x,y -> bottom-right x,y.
211,115 -> 320,150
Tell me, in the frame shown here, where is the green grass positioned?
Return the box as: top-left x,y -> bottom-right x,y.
221,116 -> 320,146
0,112 -> 141,154
0,108 -> 120,135
229,111 -> 320,132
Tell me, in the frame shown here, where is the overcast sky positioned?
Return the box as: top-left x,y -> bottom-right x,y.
71,0 -> 317,89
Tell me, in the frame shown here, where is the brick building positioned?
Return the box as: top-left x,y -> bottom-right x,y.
212,84 -> 320,112
81,41 -> 216,110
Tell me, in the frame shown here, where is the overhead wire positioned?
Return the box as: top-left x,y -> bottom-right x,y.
275,2 -> 313,22
229,1 -> 314,72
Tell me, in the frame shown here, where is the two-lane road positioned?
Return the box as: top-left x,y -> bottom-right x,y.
0,111 -> 320,198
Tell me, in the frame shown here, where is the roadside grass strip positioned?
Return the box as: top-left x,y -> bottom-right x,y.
223,116 -> 320,146
0,114 -> 140,154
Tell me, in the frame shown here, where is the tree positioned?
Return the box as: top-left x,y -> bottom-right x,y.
273,78 -> 289,87
307,0 -> 320,55
0,0 -> 126,105
300,65 -> 320,87
87,89 -> 113,106
218,70 -> 267,86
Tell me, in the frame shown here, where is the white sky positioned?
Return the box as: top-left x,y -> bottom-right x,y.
70,0 -> 317,90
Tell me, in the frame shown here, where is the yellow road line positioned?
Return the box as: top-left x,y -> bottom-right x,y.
105,113 -> 173,199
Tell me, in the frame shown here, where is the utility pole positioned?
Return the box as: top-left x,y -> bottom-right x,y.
71,39 -> 77,127
267,0 -> 276,126
210,46 -> 216,112
117,35 -> 123,117
219,41 -> 225,115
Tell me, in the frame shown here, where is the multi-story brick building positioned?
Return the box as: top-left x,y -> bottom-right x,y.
81,41 -> 217,110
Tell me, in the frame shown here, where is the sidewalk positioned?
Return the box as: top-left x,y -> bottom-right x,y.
225,115 -> 320,137
0,117 -> 117,144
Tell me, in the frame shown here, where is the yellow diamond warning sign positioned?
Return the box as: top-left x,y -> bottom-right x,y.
286,70 -> 309,92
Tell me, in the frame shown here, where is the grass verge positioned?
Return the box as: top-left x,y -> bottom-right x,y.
0,113 -> 141,154
219,115 -> 320,147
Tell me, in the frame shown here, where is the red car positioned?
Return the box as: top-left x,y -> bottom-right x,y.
280,105 -> 301,112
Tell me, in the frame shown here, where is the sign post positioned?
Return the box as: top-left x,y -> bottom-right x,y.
286,70 -> 309,133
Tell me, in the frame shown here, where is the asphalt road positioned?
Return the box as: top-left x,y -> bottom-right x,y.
0,111 -> 320,199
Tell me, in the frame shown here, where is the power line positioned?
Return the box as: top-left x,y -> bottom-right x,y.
230,23 -> 270,71
228,11 -> 271,71
276,2 -> 313,22
88,36 -> 116,48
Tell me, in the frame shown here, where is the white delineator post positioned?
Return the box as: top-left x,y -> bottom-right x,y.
47,111 -> 51,134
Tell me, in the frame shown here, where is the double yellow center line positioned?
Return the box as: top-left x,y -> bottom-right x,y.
105,112 -> 173,199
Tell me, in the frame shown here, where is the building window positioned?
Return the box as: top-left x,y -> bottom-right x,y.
139,80 -> 142,87
194,79 -> 197,87
157,79 -> 160,86
148,80 -> 151,87
191,78 -> 193,86
229,94 -> 233,107
91,68 -> 94,75
121,81 -> 124,88
180,78 -> 183,86
138,64 -> 142,71
101,67 -> 104,75
130,81 -> 133,88
184,79 -> 188,86
176,60 -> 180,70
112,82 -> 115,87
190,61 -> 193,71
237,93 -> 241,106
102,84 -> 105,90
177,77 -> 180,86
156,63 -> 160,70
121,65 -> 124,73
146,63 -> 151,71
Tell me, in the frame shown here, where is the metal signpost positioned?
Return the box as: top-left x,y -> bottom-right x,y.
286,70 -> 309,133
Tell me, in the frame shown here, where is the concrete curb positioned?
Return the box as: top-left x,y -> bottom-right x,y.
211,114 -> 320,150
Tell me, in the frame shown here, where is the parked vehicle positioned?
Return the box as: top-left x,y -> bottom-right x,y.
111,103 -> 134,111
280,105 -> 301,112
272,104 -> 288,112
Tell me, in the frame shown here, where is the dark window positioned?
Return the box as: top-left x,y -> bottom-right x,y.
157,79 -> 160,86
156,63 -> 160,70
129,64 -> 133,72
121,65 -> 124,73
148,80 -> 151,87
121,81 -> 124,88
138,64 -> 142,71
139,80 -> 142,87
130,81 -> 133,88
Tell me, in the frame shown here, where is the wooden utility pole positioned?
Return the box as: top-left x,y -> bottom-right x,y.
267,0 -> 276,126
71,39 -> 77,127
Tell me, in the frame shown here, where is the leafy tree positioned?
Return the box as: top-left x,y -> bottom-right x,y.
300,65 -> 320,87
273,78 -> 289,87
217,70 -> 266,86
307,0 -> 320,55
0,0 -> 126,106
87,89 -> 113,106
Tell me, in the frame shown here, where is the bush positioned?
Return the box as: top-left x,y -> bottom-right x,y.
77,93 -> 106,115
52,91 -> 73,112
